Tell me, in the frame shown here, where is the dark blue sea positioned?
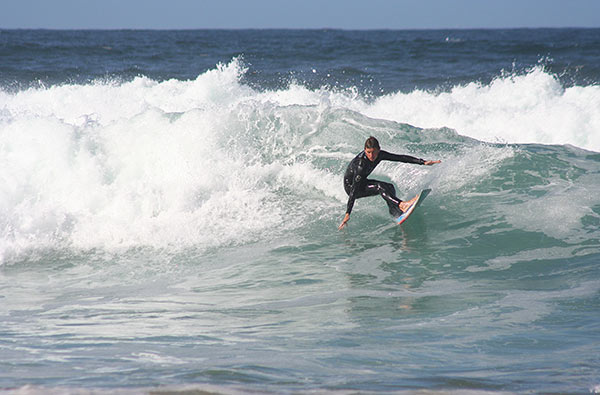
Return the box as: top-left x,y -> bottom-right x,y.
1,29 -> 600,394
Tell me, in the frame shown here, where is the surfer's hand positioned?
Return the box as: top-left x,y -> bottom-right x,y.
338,220 -> 348,230
338,214 -> 350,230
424,160 -> 441,165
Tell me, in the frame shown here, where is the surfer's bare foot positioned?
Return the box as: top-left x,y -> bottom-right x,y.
399,196 -> 418,212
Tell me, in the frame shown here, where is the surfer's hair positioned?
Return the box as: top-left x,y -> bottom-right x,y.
364,136 -> 380,150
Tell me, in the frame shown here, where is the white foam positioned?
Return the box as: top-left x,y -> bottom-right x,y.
501,171 -> 600,241
0,60 -> 345,263
364,66 -> 600,152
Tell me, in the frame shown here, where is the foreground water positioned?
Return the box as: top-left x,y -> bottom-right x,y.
1,29 -> 600,394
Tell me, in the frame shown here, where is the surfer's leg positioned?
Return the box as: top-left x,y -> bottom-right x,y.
365,180 -> 403,216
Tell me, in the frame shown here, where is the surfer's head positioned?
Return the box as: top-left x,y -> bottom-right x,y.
364,136 -> 380,162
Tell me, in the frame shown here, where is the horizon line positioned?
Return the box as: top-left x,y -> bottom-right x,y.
2,26 -> 599,31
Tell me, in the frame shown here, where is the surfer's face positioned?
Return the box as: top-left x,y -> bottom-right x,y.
365,147 -> 379,162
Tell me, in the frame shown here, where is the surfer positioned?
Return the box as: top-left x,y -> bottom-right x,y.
338,136 -> 441,230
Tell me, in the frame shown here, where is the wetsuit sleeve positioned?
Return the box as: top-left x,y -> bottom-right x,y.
345,157 -> 368,215
346,186 -> 357,215
346,171 -> 362,215
379,150 -> 425,165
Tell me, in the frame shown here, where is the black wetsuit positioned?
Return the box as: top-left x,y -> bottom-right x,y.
344,150 -> 425,217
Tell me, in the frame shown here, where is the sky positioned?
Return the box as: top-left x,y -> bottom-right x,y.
1,0 -> 599,30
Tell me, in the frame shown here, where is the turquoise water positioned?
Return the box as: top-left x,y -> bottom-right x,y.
1,29 -> 600,393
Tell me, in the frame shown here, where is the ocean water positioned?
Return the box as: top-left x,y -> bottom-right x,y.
1,29 -> 600,394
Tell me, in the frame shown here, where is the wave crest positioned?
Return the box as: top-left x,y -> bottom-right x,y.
1,59 -> 599,264
365,66 -> 600,152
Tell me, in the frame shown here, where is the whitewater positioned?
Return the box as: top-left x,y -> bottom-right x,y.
2,58 -> 599,261
1,29 -> 599,394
